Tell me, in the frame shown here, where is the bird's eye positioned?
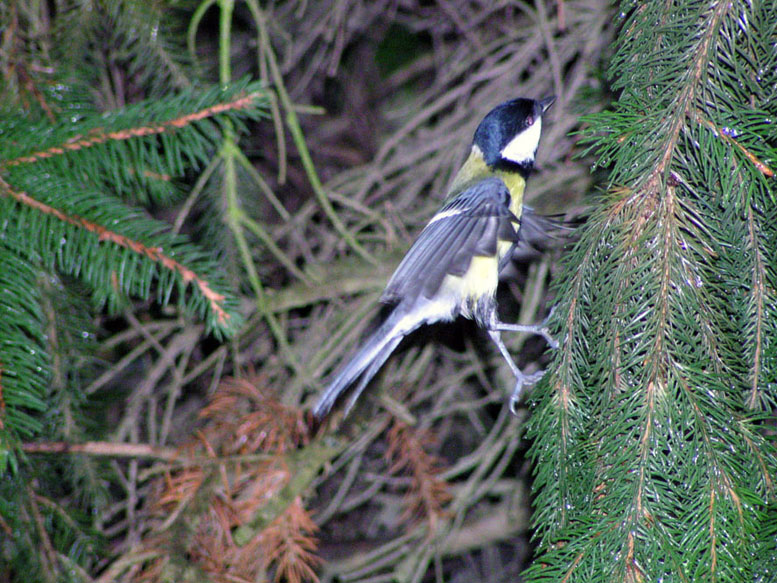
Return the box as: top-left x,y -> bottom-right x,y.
525,115 -> 535,127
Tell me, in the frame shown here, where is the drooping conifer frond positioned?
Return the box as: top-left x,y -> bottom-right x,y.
0,240 -> 49,459
0,80 -> 268,459
525,1 -> 777,581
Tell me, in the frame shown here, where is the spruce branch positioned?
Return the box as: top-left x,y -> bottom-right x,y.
696,115 -> 774,178
0,80 -> 268,514
526,1 -> 777,581
21,440 -> 179,460
0,82 -> 268,338
0,240 -> 49,454
1,89 -> 264,169
1,81 -> 267,205
744,204 -> 772,411
1,176 -> 233,327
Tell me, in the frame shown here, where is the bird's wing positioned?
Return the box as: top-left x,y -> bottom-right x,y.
380,176 -> 519,306
508,207 -> 568,262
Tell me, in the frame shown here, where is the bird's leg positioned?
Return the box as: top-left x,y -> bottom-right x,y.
487,329 -> 547,414
493,320 -> 559,349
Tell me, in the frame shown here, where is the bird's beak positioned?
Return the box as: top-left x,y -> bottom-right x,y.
539,95 -> 556,113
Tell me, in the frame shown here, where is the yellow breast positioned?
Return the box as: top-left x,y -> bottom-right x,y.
442,148 -> 527,310
496,169 -> 526,219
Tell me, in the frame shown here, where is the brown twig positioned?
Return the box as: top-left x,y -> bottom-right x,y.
22,441 -> 179,460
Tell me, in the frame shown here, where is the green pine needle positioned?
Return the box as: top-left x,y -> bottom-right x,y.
526,1 -> 777,581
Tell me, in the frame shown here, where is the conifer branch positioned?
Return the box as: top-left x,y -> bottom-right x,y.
745,205 -> 767,409
527,0 -> 777,580
260,497 -> 323,583
1,91 -> 263,168
134,379 -> 339,582
385,420 -> 452,530
27,484 -> 58,583
0,176 -> 232,325
697,116 -> 774,178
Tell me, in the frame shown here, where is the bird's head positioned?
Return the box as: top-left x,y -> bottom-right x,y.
472,95 -> 555,172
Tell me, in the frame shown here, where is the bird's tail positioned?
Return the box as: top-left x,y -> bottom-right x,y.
313,310 -> 408,419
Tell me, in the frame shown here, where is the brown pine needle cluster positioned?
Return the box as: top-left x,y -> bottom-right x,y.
385,420 -> 452,531
138,377 -> 320,583
261,497 -> 323,583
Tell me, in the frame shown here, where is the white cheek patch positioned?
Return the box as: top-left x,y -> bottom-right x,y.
500,117 -> 542,164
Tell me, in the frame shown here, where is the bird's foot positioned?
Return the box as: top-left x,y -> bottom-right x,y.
497,322 -> 558,350
509,369 -> 546,414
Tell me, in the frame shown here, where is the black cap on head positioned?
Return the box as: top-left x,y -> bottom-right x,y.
473,96 -> 555,166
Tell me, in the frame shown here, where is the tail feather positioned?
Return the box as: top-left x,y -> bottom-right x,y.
341,334 -> 404,416
313,311 -> 407,419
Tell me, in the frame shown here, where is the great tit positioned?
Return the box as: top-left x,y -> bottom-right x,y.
314,96 -> 557,419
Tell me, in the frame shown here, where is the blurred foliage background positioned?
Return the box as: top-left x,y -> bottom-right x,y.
0,1 -> 603,580
5,0 -> 773,582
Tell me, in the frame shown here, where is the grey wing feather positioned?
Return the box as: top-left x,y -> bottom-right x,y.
509,207 -> 567,262
381,177 -> 518,306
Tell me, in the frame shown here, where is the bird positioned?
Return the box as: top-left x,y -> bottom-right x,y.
313,96 -> 558,419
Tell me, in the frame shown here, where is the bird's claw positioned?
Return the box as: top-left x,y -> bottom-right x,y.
540,306 -> 560,349
509,369 -> 546,414
539,327 -> 559,350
